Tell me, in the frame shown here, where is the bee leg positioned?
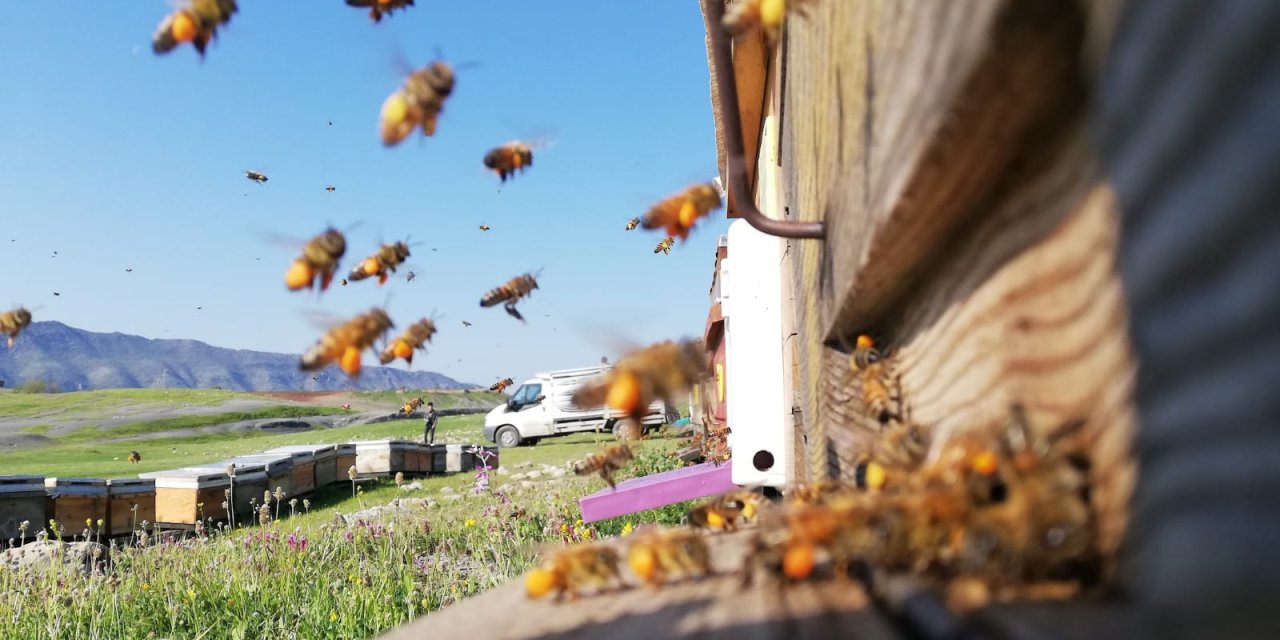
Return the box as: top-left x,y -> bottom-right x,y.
505,303 -> 525,323
378,273 -> 389,286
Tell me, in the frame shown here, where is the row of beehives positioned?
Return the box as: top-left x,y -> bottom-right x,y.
0,440 -> 495,541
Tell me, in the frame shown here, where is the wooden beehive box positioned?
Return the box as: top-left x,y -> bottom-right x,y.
263,449 -> 315,496
406,443 -> 435,475
268,444 -> 337,486
442,444 -> 476,474
44,477 -> 108,539
0,475 -> 46,542
139,469 -> 230,527
104,478 -> 155,537
186,461 -> 268,522
354,440 -> 412,476
230,453 -> 294,499
334,444 -> 357,483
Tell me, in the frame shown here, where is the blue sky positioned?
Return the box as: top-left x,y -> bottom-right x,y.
0,1 -> 728,388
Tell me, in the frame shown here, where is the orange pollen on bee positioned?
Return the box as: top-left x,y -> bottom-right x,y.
340,346 -> 364,376
855,334 -> 875,350
783,544 -> 817,580
605,371 -> 642,414
706,512 -> 726,530
171,11 -> 198,44
393,341 -> 414,360
285,260 -> 314,290
971,450 -> 999,477
361,259 -> 381,276
677,201 -> 699,229
628,547 -> 657,582
524,568 -> 556,598
864,462 -> 887,489
742,503 -> 757,519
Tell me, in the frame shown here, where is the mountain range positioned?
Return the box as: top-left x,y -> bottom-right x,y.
0,322 -> 472,392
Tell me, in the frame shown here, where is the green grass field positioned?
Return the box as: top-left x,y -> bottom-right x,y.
0,387 -> 263,418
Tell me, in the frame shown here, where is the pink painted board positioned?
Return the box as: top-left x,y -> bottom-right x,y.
578,462 -> 736,523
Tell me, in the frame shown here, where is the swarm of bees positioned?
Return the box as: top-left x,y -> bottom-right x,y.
489,377 -> 514,393
401,397 -> 425,415
245,170 -> 267,184
572,339 -> 707,437
348,241 -> 411,286
480,272 -> 540,322
380,60 -> 454,146
299,308 -> 393,376
641,183 -> 723,242
572,443 -> 634,490
484,141 -> 534,183
722,0 -> 813,42
1,307 -> 32,349
285,227 -> 347,292
653,237 -> 674,255
152,0 -> 238,57
346,0 -> 414,23
378,318 -> 437,366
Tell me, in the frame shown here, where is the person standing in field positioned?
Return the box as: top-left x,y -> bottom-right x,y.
423,402 -> 438,445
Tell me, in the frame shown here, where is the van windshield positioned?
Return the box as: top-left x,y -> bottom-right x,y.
511,384 -> 542,405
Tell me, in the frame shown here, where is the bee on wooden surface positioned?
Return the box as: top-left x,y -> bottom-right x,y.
378,318 -> 437,366
127,451 -> 142,464
489,378 -> 514,393
687,490 -> 764,532
380,60 -> 454,146
0,306 -> 33,349
626,527 -> 714,587
299,308 -> 394,376
785,479 -> 863,506
525,543 -> 623,601
625,217 -> 641,231
285,227 -> 347,293
722,0 -> 813,42
572,339 -> 708,430
850,334 -> 901,425
572,443 -> 634,489
483,141 -> 535,183
641,183 -> 722,241
401,397 -> 425,415
152,0 -> 237,57
479,224 -> 491,232
654,237 -> 674,255
245,170 -> 267,184
479,272 -> 539,322
348,241 -> 410,286
741,497 -> 867,585
346,0 -> 414,23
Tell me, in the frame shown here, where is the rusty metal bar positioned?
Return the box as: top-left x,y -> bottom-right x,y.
703,0 -> 825,239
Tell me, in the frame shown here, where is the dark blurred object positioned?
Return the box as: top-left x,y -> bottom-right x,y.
1095,0 -> 1280,636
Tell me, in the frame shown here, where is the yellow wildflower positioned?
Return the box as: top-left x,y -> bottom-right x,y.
141,583 -> 150,591
464,518 -> 476,528
186,589 -> 196,601
330,610 -> 338,623
621,522 -> 634,536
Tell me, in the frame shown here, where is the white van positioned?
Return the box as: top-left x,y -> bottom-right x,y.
482,365 -> 674,447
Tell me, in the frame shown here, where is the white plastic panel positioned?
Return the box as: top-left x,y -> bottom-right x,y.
722,219 -> 791,487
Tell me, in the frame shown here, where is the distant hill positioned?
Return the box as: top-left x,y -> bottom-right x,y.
0,322 -> 473,392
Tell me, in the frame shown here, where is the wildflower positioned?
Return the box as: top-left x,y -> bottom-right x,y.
86,518 -> 92,528
19,521 -> 29,532
464,518 -> 476,528
186,589 -> 196,601
142,583 -> 150,591
227,598 -> 236,606
274,486 -> 285,501
395,472 -> 405,487
96,519 -> 104,528
347,466 -> 358,482
330,610 -> 338,623
263,490 -> 272,506
258,506 -> 271,526
303,499 -> 311,511
621,522 -> 634,536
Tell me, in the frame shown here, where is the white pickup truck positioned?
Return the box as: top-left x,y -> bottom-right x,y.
482,365 -> 676,448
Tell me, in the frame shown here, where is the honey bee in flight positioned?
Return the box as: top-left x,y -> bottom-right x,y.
285,228 -> 347,292
345,0 -> 414,23
299,308 -> 394,376
625,217 -> 641,231
483,141 -> 534,183
325,186 -> 336,192
401,397 -> 425,415
152,0 -> 238,57
525,543 -> 623,601
654,237 -> 674,255
128,451 -> 142,464
1,306 -> 33,348
480,272 -> 540,322
722,0 -> 813,42
348,241 -> 410,286
378,318 -> 437,366
687,490 -> 764,532
489,378 -> 514,393
573,443 -> 634,489
461,320 -> 472,327
627,527 -> 714,587
641,183 -> 722,241
479,224 -> 491,232
380,60 -> 454,146
572,339 -> 708,433
245,170 -> 267,184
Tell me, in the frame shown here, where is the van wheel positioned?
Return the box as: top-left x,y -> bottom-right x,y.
496,426 -> 522,448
